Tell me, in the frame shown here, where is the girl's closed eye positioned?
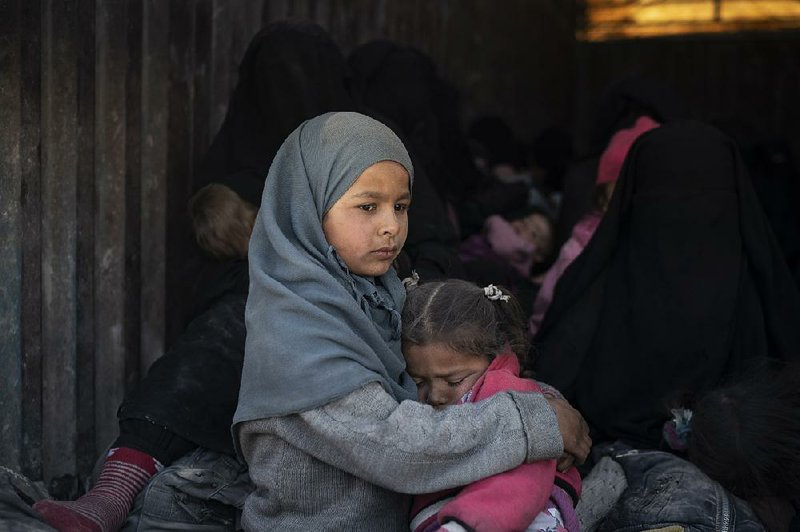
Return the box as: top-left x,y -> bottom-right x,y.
403,342 -> 490,408
447,377 -> 467,387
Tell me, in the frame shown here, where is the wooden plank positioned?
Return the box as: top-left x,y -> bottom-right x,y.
0,0 -> 24,474
40,0 -> 79,483
94,0 -> 128,453
19,0 -> 44,480
75,0 -> 97,480
140,0 -> 168,373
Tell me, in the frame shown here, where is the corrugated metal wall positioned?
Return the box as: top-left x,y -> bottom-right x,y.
0,0 -> 576,487
2,0 -> 797,489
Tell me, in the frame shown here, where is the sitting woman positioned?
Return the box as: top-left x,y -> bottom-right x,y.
531,120 -> 800,451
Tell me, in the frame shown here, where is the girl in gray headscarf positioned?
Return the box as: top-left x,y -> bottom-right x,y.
233,111 -> 590,530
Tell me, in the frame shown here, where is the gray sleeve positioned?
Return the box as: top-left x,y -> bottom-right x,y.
262,382 -> 563,494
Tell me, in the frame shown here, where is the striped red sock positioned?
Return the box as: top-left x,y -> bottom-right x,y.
34,447 -> 162,532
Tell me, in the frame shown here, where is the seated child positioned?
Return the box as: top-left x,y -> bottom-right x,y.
190,182 -> 258,261
234,111 -> 591,531
528,115 -> 659,338
402,278 -> 581,532
663,362 -> 800,532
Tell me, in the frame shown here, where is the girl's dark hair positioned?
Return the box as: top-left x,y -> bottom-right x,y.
684,362 -> 800,528
401,279 -> 529,364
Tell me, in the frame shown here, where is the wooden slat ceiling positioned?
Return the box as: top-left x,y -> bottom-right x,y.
581,0 -> 800,40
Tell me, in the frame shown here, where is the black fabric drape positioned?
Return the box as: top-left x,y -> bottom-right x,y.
531,121 -> 800,449
194,19 -> 352,204
119,261 -> 249,455
347,41 -> 526,238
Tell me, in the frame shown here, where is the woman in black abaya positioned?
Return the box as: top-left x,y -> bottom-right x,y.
531,120 -> 800,450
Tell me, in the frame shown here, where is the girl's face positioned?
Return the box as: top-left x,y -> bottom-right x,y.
404,342 -> 490,408
323,160 -> 411,277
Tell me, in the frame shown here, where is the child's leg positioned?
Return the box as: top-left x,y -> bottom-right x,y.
33,419 -> 194,532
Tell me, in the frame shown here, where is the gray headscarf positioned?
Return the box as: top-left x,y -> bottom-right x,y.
234,112 -> 417,424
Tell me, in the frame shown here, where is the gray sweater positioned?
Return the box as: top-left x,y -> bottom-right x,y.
237,382 -> 563,531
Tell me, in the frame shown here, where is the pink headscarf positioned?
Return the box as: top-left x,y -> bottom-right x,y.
596,115 -> 660,184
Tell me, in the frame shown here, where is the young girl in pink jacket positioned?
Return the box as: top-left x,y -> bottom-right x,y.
402,278 -> 582,532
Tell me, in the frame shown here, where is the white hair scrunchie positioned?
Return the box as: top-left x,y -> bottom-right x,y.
483,284 -> 510,302
402,270 -> 420,289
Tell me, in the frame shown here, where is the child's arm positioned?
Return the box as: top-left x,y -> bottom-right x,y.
240,381 -> 563,494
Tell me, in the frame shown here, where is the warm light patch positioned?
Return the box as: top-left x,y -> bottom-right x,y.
580,0 -> 800,41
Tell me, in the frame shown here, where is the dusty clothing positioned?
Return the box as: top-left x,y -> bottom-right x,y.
588,444 -> 764,532
238,382 -> 562,531
121,448 -> 251,532
118,261 -> 249,457
0,466 -> 53,531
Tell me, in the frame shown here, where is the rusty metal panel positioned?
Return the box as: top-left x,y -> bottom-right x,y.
94,0 -> 128,453
75,0 -> 97,479
0,0 -> 24,476
41,0 -> 80,483
19,0 -> 44,481
140,0 -> 169,373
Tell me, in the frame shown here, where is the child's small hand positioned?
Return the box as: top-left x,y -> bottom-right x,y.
556,452 -> 577,472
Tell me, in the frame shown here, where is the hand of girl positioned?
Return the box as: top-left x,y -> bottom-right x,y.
546,396 -> 591,465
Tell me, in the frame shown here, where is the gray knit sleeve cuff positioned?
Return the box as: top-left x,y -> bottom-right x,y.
507,391 -> 564,461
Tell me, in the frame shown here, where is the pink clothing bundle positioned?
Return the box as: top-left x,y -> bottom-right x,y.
529,212 -> 602,338
410,353 -> 582,532
596,115 -> 660,184
485,215 -> 537,278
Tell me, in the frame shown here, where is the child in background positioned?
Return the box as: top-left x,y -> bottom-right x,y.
528,115 -> 659,338
459,207 -> 555,314
402,278 -> 581,532
190,182 -> 258,261
664,363 -> 800,532
234,112 -> 591,531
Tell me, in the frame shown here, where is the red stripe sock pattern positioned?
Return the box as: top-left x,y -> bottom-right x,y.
34,447 -> 162,532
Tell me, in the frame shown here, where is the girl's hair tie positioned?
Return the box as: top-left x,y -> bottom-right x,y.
483,284 -> 510,302
402,270 -> 420,289
662,407 -> 693,451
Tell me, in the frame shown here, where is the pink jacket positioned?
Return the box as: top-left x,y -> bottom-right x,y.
410,353 -> 582,532
529,212 -> 602,338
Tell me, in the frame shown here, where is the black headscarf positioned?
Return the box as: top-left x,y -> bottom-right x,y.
531,121 -> 800,449
194,19 -> 352,205
347,40 -> 487,205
